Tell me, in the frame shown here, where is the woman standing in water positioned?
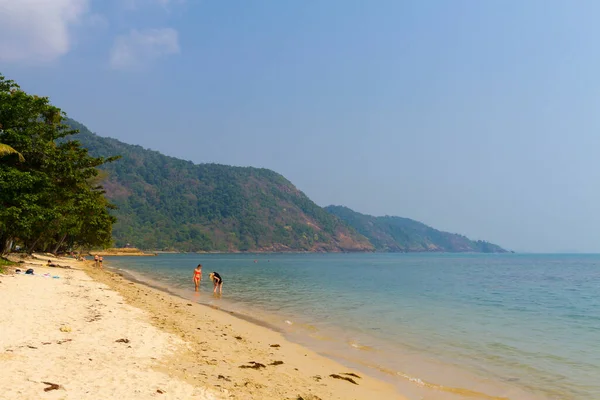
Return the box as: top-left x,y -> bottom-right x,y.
209,272 -> 223,294
193,264 -> 202,292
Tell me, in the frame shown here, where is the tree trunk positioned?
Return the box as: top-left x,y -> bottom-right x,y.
27,236 -> 42,254
1,238 -> 12,256
53,233 -> 68,255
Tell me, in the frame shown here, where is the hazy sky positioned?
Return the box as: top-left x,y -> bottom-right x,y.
2,1 -> 600,252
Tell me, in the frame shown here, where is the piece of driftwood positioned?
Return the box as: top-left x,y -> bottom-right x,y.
42,382 -> 60,392
239,361 -> 266,369
297,395 -> 322,400
329,374 -> 358,385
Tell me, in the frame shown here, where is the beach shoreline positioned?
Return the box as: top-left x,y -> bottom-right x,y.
102,254 -> 554,400
0,254 -> 405,400
90,248 -> 157,256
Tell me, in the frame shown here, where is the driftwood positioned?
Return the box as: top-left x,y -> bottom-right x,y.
42,382 -> 60,392
297,395 -> 322,400
329,374 -> 358,385
239,361 -> 266,369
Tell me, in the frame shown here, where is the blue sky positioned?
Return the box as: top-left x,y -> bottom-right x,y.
2,0 -> 600,252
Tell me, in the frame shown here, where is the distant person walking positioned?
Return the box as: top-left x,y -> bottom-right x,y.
94,255 -> 99,268
98,256 -> 103,269
193,264 -> 203,292
209,272 -> 223,294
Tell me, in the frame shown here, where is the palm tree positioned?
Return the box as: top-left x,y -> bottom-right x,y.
0,143 -> 24,162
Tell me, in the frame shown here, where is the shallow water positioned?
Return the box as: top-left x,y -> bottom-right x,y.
105,253 -> 600,400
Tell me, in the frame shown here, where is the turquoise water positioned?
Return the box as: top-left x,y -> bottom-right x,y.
105,253 -> 600,400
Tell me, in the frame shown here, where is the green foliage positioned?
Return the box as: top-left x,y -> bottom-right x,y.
325,206 -> 507,253
0,257 -> 16,273
66,120 -> 372,252
0,74 -> 117,254
0,257 -> 15,266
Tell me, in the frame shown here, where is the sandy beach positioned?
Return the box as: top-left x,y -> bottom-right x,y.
0,255 -> 404,400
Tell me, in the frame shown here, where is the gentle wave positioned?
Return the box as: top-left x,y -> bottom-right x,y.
395,371 -> 510,400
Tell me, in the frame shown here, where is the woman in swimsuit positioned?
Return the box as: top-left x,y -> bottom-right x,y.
193,264 -> 202,292
209,272 -> 223,294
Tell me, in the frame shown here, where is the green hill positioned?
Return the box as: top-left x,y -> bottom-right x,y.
325,205 -> 507,253
63,120 -> 506,254
66,120 -> 373,252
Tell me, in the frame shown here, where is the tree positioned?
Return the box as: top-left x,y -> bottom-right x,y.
0,74 -> 118,254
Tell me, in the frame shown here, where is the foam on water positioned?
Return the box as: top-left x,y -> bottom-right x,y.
104,253 -> 600,400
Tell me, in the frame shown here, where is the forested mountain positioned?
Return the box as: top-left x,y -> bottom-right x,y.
325,206 -> 507,253
63,120 -> 506,253
66,120 -> 373,252
0,73 -> 507,255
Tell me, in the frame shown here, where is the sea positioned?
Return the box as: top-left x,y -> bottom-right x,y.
104,253 -> 600,400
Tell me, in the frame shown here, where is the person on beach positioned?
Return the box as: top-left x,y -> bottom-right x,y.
98,256 -> 103,269
209,272 -> 223,294
94,255 -> 99,268
47,260 -> 66,268
193,264 -> 202,291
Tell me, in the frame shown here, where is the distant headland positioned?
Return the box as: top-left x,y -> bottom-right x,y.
67,119 -> 507,254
